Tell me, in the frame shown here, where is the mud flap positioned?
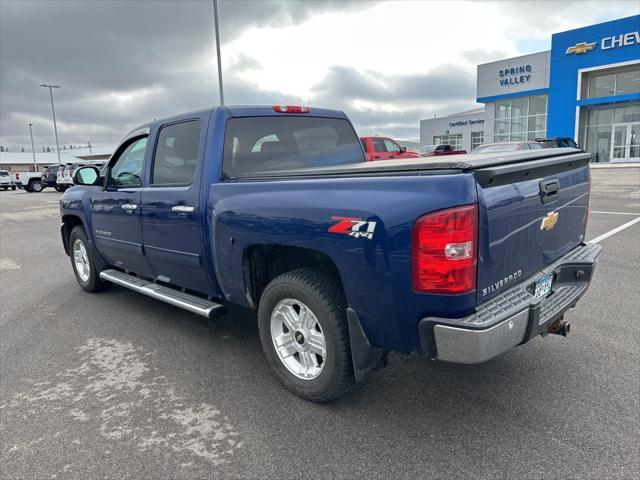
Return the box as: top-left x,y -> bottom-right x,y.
347,307 -> 387,382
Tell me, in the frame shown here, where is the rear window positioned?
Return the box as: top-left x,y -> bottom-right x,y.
222,116 -> 365,178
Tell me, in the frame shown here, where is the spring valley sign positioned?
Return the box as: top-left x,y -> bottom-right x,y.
498,65 -> 532,86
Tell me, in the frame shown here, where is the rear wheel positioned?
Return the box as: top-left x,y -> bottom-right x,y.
258,269 -> 355,402
11,185 -> 16,190
30,180 -> 44,193
69,226 -> 110,292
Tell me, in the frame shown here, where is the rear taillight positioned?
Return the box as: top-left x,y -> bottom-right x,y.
412,204 -> 478,294
273,105 -> 310,113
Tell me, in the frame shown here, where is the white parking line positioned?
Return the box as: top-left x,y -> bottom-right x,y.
590,211 -> 640,216
590,216 -> 640,244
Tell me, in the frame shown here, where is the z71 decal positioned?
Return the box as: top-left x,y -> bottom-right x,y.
329,216 -> 377,240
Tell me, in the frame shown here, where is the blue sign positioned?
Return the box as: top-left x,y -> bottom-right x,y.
547,14 -> 640,138
498,65 -> 532,86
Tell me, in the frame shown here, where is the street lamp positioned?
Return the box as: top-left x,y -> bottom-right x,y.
39,84 -> 62,164
212,0 -> 224,105
28,123 -> 37,171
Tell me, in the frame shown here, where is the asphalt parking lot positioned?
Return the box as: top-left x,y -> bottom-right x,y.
1,167 -> 639,480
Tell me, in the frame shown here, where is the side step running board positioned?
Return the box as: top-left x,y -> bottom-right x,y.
100,269 -> 226,319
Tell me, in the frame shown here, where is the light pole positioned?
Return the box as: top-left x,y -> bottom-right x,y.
212,0 -> 224,105
28,123 -> 37,171
40,84 -> 62,164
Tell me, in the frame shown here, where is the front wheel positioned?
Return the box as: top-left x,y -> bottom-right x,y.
258,269 -> 355,402
11,185 -> 16,190
69,226 -> 110,292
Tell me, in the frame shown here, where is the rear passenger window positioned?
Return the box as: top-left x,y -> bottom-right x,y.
152,120 -> 201,186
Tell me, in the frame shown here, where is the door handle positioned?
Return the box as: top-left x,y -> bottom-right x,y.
121,204 -> 138,210
539,179 -> 560,204
172,205 -> 194,213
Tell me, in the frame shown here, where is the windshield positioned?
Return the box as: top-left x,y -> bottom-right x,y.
472,144 -> 519,153
0,171 -> 10,177
222,116 -> 365,178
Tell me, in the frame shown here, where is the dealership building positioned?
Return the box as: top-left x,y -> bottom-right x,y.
420,15 -> 639,162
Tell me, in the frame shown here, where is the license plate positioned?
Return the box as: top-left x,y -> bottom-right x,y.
534,273 -> 553,299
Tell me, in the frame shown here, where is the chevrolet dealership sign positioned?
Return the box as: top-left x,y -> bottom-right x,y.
566,31 -> 639,54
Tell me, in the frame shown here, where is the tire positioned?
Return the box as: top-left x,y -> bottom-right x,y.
2,187 -> 7,190
11,185 -> 16,190
258,268 -> 355,402
68,226 -> 110,292
55,186 -> 63,192
30,180 -> 44,193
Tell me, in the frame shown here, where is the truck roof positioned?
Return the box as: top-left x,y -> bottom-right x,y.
124,105 -> 349,141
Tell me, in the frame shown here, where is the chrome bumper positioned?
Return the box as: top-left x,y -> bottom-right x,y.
419,243 -> 602,364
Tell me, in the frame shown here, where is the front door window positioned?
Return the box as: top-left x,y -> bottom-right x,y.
108,137 -> 147,188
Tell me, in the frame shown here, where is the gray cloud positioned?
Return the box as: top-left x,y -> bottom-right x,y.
0,0 -> 379,147
0,0 -> 631,148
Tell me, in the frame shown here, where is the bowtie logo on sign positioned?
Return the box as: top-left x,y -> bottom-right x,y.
329,216 -> 377,240
565,42 -> 596,55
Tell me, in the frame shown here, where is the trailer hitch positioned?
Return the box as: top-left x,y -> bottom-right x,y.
547,317 -> 571,337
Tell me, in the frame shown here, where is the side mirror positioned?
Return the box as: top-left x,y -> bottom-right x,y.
74,166 -> 100,186
400,146 -> 407,153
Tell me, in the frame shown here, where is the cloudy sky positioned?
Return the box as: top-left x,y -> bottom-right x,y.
0,0 -> 636,150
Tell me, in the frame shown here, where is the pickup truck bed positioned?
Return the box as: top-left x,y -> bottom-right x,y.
59,105 -> 601,401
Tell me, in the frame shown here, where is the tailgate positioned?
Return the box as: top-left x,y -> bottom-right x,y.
474,152 -> 590,303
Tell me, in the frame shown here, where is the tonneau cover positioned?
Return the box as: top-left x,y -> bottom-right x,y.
239,148 -> 588,179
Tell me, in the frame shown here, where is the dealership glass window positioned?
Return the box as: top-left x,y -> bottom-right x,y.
582,65 -> 640,99
582,102 -> 640,162
471,131 -> 484,150
616,69 -> 640,95
588,72 -> 616,98
492,95 -> 547,142
433,134 -> 463,150
613,103 -> 640,123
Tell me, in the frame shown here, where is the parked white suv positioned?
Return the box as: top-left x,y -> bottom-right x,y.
57,163 -> 74,190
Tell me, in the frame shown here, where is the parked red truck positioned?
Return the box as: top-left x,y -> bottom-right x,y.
360,136 -> 421,161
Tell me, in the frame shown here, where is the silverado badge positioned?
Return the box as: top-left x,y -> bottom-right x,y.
540,211 -> 559,231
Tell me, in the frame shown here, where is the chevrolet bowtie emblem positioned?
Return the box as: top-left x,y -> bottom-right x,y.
566,42 -> 596,55
540,211 -> 559,231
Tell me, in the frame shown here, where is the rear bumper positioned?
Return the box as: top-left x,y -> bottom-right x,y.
419,242 -> 602,364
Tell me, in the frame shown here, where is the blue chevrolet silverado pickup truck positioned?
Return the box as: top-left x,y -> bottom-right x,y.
60,105 -> 601,401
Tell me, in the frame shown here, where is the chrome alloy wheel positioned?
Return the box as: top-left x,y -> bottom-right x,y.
73,238 -> 91,282
270,298 -> 327,380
